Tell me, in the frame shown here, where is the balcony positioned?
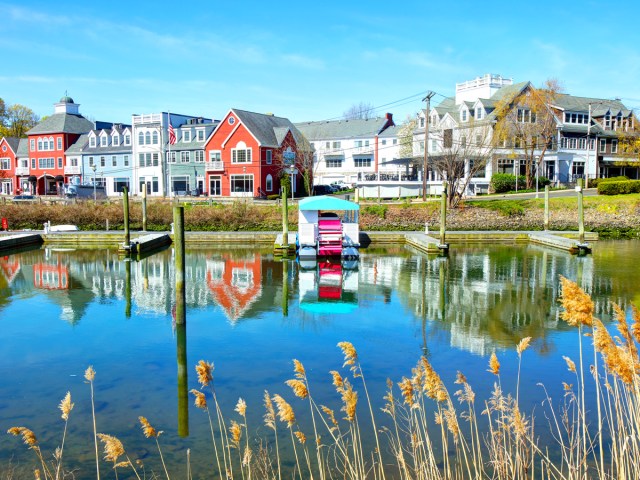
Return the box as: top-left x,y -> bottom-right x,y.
353,146 -> 374,154
205,161 -> 224,171
64,166 -> 81,175
15,167 -> 29,176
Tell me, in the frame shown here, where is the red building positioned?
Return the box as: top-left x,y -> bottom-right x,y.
26,96 -> 94,195
203,109 -> 308,197
0,137 -> 20,195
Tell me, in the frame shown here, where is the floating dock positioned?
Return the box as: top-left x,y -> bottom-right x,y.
0,233 -> 43,252
119,233 -> 171,254
274,233 -> 297,256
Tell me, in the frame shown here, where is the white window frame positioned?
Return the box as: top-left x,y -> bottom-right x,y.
266,150 -> 272,164
611,139 -> 618,154
89,136 -> 96,148
112,134 -> 120,146
266,174 -> 273,191
195,151 -> 204,162
57,137 -> 62,150
124,135 -> 131,146
599,138 -> 606,153
209,150 -> 222,162
182,130 -> 192,142
100,135 -> 107,147
231,147 -> 252,163
196,129 -> 205,141
230,174 -> 254,197
167,151 -> 177,163
181,151 -> 190,163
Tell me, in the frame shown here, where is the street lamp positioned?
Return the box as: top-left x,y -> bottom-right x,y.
44,171 -> 47,196
92,164 -> 97,202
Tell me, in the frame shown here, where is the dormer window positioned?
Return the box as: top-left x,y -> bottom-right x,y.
100,135 -> 107,147
89,136 -> 96,148
604,112 -> 611,129
475,107 -> 484,120
196,129 -> 205,141
124,134 -> 131,146
461,109 -> 468,122
112,134 -> 120,146
183,130 -> 192,142
419,117 -> 425,128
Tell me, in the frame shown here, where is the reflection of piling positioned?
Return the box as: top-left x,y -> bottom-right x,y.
176,323 -> 189,437
142,184 -> 148,231
174,206 -> 186,325
282,259 -> 289,316
282,185 -> 289,250
439,259 -> 446,320
439,182 -> 449,252
123,187 -> 131,247
544,185 -> 550,231
577,178 -> 585,244
125,259 -> 131,318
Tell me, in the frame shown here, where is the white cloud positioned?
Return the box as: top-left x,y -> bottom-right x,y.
281,54 -> 325,70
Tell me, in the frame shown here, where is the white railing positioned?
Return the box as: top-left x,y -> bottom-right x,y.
64,166 -> 81,175
205,161 -> 224,171
132,114 -> 162,125
15,167 -> 29,176
354,146 -> 374,154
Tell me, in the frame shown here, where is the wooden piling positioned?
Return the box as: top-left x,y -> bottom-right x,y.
440,181 -> 447,247
123,187 -> 130,247
176,323 -> 189,437
174,206 -> 186,325
281,185 -> 288,250
544,185 -> 550,231
142,183 -> 147,231
577,178 -> 585,244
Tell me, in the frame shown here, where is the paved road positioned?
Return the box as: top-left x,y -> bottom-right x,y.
469,188 -> 598,201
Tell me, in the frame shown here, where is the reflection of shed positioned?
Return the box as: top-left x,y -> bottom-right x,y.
206,253 -> 263,323
33,262 -> 69,290
299,260 -> 359,314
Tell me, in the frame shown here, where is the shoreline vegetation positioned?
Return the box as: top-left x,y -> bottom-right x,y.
5,278 -> 640,479
1,194 -> 639,239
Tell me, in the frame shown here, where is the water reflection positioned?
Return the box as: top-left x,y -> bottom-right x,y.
0,243 -> 635,353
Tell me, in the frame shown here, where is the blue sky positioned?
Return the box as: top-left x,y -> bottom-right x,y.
1,1 -> 639,125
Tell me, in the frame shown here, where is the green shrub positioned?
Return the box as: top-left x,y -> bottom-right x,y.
590,176 -> 628,188
362,204 -> 388,219
598,180 -> 640,195
482,200 -> 525,216
490,173 -> 526,193
267,194 -> 280,200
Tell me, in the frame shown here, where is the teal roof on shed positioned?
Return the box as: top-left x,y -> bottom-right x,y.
299,196 -> 360,211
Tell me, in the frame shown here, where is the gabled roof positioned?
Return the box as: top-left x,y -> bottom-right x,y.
27,113 -> 95,135
1,137 -> 20,154
232,109 -> 303,147
295,117 -> 393,141
554,94 -> 631,116
65,134 -> 89,155
16,138 -> 28,156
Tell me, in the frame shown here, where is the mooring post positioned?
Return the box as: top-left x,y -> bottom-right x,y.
577,178 -> 585,243
173,206 -> 186,325
282,258 -> 289,316
142,183 -> 147,232
544,185 -> 550,231
124,259 -> 131,318
440,181 -> 447,246
176,323 -> 189,437
281,185 -> 288,251
106,219 -> 109,231
123,187 -> 130,247
354,186 -> 359,203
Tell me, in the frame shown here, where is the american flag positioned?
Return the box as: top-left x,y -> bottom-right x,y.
168,122 -> 176,145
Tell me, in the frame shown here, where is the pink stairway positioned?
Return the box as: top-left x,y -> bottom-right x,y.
317,218 -> 343,256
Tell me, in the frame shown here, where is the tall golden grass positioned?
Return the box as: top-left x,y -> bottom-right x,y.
6,278 -> 640,479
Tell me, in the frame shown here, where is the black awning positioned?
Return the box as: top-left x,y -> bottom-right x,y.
28,176 -> 37,182
55,175 -> 64,181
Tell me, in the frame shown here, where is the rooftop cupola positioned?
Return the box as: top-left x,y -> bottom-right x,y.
54,94 -> 80,115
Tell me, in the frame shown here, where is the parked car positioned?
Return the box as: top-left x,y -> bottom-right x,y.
13,194 -> 36,202
330,182 -> 351,192
312,185 -> 333,196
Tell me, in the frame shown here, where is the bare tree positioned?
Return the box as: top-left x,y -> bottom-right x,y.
430,120 -> 495,207
397,115 -> 417,159
493,79 -> 563,188
343,101 -> 375,120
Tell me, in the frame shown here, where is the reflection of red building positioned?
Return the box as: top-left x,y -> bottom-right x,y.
0,256 -> 21,284
206,253 -> 262,322
33,261 -> 69,289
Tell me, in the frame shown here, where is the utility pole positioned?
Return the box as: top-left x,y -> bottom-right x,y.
422,91 -> 436,202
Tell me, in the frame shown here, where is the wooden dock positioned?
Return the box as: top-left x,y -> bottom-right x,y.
274,233 -> 296,256
0,233 -> 43,252
119,233 -> 172,255
528,232 -> 591,254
